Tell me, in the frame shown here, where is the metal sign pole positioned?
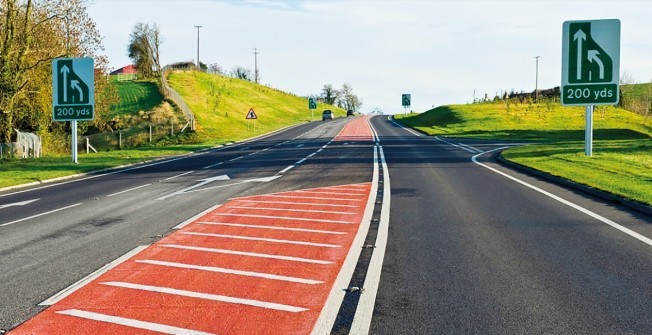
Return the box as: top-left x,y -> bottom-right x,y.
72,120 -> 78,163
585,105 -> 593,156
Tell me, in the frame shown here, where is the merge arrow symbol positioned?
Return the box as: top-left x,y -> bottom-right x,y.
587,50 -> 605,80
71,80 -> 84,102
0,198 -> 40,210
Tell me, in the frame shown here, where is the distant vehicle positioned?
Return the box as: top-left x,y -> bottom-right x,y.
322,110 -> 333,121
346,110 -> 355,117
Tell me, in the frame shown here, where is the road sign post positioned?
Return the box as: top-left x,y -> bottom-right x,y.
308,98 -> 317,120
52,57 -> 95,163
561,19 -> 620,156
402,94 -> 411,115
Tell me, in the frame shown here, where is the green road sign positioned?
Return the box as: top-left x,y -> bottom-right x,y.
561,19 -> 620,106
52,57 -> 94,121
402,94 -> 411,107
308,98 -> 317,109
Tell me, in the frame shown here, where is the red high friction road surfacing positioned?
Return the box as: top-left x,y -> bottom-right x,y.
10,183 -> 372,335
335,115 -> 373,142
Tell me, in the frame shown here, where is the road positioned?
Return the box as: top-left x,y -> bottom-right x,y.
2,115 -> 652,334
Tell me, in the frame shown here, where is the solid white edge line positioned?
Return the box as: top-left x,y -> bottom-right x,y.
311,144 -> 379,335
197,221 -> 347,234
136,259 -> 324,284
161,244 -> 333,264
350,144 -> 391,334
40,245 -> 148,306
106,183 -> 152,197
101,281 -> 309,312
57,309 -> 216,335
182,231 -> 342,248
173,204 -> 223,229
472,148 -> 652,247
1,203 -> 83,227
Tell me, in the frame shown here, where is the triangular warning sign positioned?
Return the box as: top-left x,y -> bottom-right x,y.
246,108 -> 257,119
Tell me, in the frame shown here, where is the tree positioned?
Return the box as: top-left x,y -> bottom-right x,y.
230,66 -> 252,81
321,84 -> 339,105
127,22 -> 162,79
336,83 -> 363,112
208,63 -> 224,75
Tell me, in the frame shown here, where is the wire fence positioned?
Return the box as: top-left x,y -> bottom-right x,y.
81,122 -> 190,152
161,65 -> 195,131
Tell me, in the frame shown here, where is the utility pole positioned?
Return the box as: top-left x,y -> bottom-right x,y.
195,25 -> 202,69
534,56 -> 541,103
253,47 -> 260,83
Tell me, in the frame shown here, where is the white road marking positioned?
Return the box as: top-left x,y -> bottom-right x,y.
224,206 -> 357,215
107,184 -> 152,197
136,259 -> 324,284
161,244 -> 333,264
1,203 -> 83,227
202,161 -> 224,169
57,309 -> 215,335
258,194 -> 364,202
290,190 -> 367,196
279,165 -> 295,174
164,171 -> 194,181
157,175 -> 230,200
101,281 -> 309,312
41,245 -> 148,306
297,144 -> 305,148
182,231 -> 342,248
296,158 -> 307,165
232,199 -> 360,208
197,221 -> 347,234
210,212 -> 355,224
457,142 -> 482,153
0,198 -> 39,209
435,136 -> 477,153
173,204 -> 223,229
472,147 -> 652,248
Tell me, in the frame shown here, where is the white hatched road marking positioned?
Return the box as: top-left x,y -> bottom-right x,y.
210,212 -> 355,224
57,309 -> 215,335
161,244 -> 333,264
289,190 -> 367,196
101,281 -> 309,312
197,221 -> 347,234
232,199 -> 360,208
181,231 -> 342,248
136,260 -> 324,284
224,206 -> 357,215
256,194 -> 364,202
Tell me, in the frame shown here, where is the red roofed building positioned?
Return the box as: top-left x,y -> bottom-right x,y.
110,64 -> 137,75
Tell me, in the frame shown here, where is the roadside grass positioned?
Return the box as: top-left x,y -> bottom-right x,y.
110,80 -> 164,118
395,102 -> 652,206
167,71 -> 345,145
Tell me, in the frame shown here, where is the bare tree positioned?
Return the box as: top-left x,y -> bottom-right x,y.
230,66 -> 252,81
337,83 -> 363,112
127,22 -> 162,79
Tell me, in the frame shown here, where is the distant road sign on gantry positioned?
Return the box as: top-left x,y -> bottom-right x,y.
561,19 -> 620,106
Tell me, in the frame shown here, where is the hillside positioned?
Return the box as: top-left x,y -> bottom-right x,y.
110,80 -> 164,119
167,71 -> 345,144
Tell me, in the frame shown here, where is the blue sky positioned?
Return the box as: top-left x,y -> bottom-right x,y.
89,0 -> 652,114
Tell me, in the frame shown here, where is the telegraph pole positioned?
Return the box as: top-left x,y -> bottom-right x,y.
195,25 -> 202,69
534,56 -> 540,102
253,47 -> 260,83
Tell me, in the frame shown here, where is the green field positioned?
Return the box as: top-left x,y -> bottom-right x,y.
110,80 -> 164,118
167,71 -> 345,144
395,101 -> 652,206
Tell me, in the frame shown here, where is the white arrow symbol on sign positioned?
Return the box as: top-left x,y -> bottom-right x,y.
60,65 -> 70,102
71,80 -> 84,102
574,29 -> 586,80
0,198 -> 40,210
587,50 -> 605,80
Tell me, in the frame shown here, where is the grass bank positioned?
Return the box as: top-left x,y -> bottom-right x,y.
395,102 -> 652,206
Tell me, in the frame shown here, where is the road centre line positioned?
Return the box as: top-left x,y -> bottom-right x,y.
224,206 -> 357,215
136,259 -> 324,284
41,245 -> 149,306
472,147 -> 652,248
1,202 -> 83,227
197,221 -> 347,234
101,281 -> 309,313
181,231 -> 342,248
164,171 -> 194,181
202,161 -> 224,169
161,244 -> 333,264
232,199 -> 360,208
106,184 -> 151,197
57,309 -> 215,335
210,212 -> 356,224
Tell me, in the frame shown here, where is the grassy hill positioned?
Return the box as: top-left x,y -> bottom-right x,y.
110,80 -> 164,119
167,71 -> 345,144
395,102 -> 652,206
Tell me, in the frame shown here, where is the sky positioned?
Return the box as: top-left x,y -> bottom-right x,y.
88,0 -> 652,114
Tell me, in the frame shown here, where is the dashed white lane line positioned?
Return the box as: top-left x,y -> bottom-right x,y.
164,171 -> 194,181
197,221 -> 347,235
106,184 -> 151,197
202,161 -> 224,169
136,260 -> 324,284
161,244 -> 334,264
181,232 -> 342,248
1,203 -> 83,227
210,212 -> 356,224
56,309 -> 215,335
279,165 -> 295,174
100,282 -> 309,313
224,206 -> 357,215
232,199 -> 360,208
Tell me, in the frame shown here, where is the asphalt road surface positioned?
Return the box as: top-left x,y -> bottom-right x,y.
2,115 -> 652,334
